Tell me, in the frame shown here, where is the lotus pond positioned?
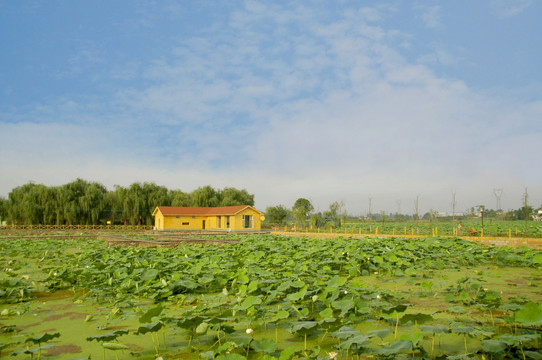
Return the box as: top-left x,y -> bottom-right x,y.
1,234 -> 541,360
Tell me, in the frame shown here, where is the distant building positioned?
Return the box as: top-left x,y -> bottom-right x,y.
152,205 -> 264,231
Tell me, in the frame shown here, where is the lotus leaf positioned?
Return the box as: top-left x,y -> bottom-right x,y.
514,301 -> 542,326
139,304 -> 164,323
135,321 -> 164,335
278,346 -> 298,360
340,334 -> 370,349
481,340 -> 507,354
290,321 -> 317,335
400,312 -> 434,325
250,338 -> 278,353
26,332 -> 60,344
372,339 -> 412,355
102,342 -> 128,350
86,329 -> 129,342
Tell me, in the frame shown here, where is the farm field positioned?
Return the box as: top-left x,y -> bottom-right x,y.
286,220 -> 542,238
1,234 -> 542,359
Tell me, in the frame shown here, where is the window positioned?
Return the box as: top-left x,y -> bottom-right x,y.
243,215 -> 253,229
216,216 -> 221,228
182,222 -> 189,226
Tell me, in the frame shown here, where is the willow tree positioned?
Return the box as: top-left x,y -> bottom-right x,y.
219,187 -> 254,206
78,181 -> 107,224
191,185 -> 220,207
169,189 -> 191,206
141,182 -> 170,225
7,182 -> 49,224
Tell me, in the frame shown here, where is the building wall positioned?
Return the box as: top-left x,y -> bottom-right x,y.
154,207 -> 262,230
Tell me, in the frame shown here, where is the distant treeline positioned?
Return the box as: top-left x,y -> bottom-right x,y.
0,179 -> 254,226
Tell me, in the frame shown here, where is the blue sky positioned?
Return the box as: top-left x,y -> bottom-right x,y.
1,0 -> 541,215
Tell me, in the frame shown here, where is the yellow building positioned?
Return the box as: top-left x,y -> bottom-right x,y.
152,205 -> 264,231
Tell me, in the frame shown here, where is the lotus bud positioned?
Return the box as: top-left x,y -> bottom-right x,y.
246,328 -> 253,335
328,352 -> 338,359
312,295 -> 319,302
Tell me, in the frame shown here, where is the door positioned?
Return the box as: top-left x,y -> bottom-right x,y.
202,220 -> 206,230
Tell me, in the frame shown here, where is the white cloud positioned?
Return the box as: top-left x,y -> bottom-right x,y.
415,4 -> 442,29
1,1 -> 541,214
490,0 -> 534,18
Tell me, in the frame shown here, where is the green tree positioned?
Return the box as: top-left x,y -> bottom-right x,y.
7,182 -> 50,224
219,187 -> 254,206
0,196 -> 7,224
141,183 -> 170,225
79,181 -> 107,224
103,185 -> 125,225
191,185 -> 220,207
169,189 -> 191,206
326,201 -> 344,227
265,205 -> 289,225
292,198 -> 313,226
123,183 -> 147,225
310,212 -> 326,228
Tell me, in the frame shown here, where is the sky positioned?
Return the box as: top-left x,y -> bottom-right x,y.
1,0 -> 541,216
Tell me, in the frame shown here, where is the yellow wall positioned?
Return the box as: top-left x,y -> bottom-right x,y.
153,207 -> 262,231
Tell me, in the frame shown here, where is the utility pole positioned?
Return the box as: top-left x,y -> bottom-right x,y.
414,196 -> 419,231
523,187 -> 529,233
451,190 -> 457,236
493,188 -> 503,212
368,197 -> 372,221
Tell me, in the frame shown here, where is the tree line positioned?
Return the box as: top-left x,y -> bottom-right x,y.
0,179 -> 254,226
265,198 -> 542,227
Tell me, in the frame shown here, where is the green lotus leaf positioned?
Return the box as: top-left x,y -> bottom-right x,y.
140,268 -> 159,281
271,309 -> 290,322
135,321 -> 163,335
319,307 -> 334,320
139,305 -> 164,323
278,346 -> 298,360
497,333 -> 540,346
86,329 -> 129,342
400,312 -> 434,325
238,295 -> 262,310
367,329 -> 393,339
419,325 -> 449,334
290,321 -> 317,335
10,344 -> 53,356
102,342 -> 128,350
372,339 -> 412,355
331,298 -> 355,316
216,354 -> 246,360
25,332 -> 60,344
287,287 -> 307,302
481,340 -> 507,354
524,351 -> 542,360
514,302 -> 542,326
330,326 -> 359,340
340,334 -> 370,349
382,304 -> 408,314
399,331 -> 423,346
195,321 -> 209,334
251,338 -> 278,353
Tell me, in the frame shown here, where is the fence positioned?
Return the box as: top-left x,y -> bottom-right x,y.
272,224 -> 541,239
0,224 -> 153,231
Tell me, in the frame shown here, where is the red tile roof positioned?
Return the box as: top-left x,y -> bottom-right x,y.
155,205 -> 260,216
